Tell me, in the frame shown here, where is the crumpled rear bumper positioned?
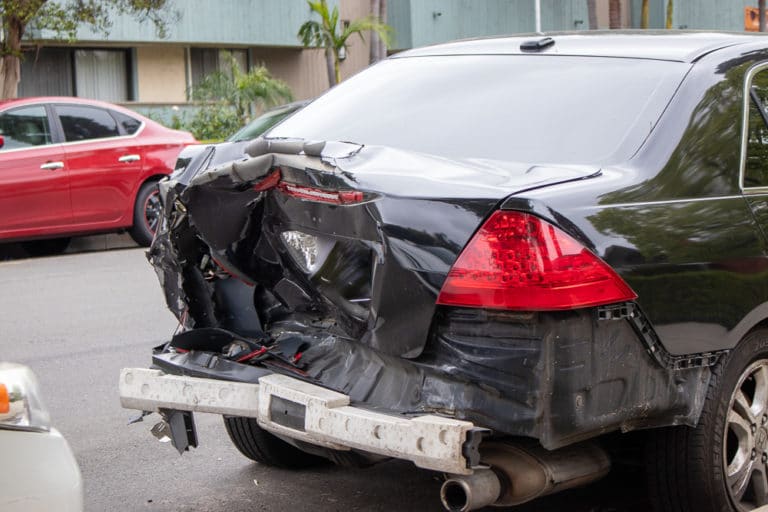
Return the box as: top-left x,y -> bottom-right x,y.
119,367 -> 480,475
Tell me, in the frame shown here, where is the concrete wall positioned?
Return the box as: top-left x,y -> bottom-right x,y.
135,46 -> 187,103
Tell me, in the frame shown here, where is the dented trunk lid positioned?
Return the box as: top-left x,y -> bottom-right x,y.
159,141 -> 600,358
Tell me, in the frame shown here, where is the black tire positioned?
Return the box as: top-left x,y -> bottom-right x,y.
223,416 -> 324,469
21,237 -> 70,257
647,329 -> 768,512
129,181 -> 161,247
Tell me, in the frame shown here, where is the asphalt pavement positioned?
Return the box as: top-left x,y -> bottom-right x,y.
0,238 -> 650,511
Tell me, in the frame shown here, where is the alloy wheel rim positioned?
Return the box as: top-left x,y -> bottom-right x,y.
143,190 -> 161,234
724,359 -> 768,511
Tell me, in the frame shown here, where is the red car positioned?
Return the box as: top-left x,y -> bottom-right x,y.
0,97 -> 196,254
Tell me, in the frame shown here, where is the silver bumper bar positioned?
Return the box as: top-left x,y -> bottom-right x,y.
119,368 -> 475,474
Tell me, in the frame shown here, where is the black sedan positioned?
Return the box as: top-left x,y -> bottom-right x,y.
120,32 -> 768,512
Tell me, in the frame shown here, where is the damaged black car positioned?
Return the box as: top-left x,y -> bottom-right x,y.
120,31 -> 768,512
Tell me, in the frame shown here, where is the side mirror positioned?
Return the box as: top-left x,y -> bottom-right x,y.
0,135 -> 4,149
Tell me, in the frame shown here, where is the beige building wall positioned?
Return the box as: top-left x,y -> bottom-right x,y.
136,46 -> 187,103
339,0 -> 374,82
250,47 -> 330,101
250,0 -> 374,102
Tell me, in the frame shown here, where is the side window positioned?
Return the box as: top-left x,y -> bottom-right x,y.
745,69 -> 768,187
110,110 -> 142,135
0,106 -> 52,150
56,105 -> 119,142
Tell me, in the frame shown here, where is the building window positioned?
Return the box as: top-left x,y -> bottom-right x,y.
19,47 -> 132,102
74,50 -> 129,102
19,48 -> 73,97
189,48 -> 248,89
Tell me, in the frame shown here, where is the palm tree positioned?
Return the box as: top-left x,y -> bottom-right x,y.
665,0 -> 674,29
190,52 -> 293,133
298,0 -> 392,87
586,0 -> 597,29
641,0 -> 650,28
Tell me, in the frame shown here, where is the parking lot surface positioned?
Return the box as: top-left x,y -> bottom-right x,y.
0,240 -> 649,511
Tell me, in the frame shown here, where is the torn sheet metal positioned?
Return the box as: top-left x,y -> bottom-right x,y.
145,136 -> 705,450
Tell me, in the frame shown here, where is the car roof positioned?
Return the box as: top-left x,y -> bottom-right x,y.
0,96 -> 145,117
395,30 -> 768,63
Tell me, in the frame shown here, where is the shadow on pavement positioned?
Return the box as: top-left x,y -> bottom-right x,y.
0,233 -> 139,261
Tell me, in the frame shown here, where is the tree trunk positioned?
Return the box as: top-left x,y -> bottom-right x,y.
609,0 -> 621,29
641,0 -> 650,28
370,0 -> 381,64
761,0 -> 766,32
0,17 -> 25,99
665,0 -> 674,29
587,0 -> 597,30
334,52 -> 341,85
324,47 -> 336,87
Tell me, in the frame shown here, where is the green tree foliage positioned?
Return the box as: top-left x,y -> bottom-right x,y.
298,0 -> 392,87
187,53 -> 293,141
0,0 -> 177,98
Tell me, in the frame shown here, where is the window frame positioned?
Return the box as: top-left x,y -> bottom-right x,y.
740,62 -> 768,193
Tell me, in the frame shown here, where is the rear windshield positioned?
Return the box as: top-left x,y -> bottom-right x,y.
268,55 -> 688,165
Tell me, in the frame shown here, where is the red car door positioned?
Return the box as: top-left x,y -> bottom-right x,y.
0,104 -> 72,239
55,104 -> 143,229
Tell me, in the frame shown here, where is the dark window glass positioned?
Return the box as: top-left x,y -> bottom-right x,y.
19,48 -> 74,97
228,105 -> 303,142
0,105 -> 52,150
745,71 -> 768,188
269,56 -> 688,165
56,105 -> 119,142
111,110 -> 142,135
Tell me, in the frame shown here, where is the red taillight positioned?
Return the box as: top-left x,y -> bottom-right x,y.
437,211 -> 637,311
252,169 -> 282,192
278,182 -> 364,205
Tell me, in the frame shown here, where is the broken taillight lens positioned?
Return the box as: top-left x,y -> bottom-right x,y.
437,210 -> 637,311
278,182 -> 364,205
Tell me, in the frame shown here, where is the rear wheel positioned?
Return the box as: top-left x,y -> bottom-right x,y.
21,237 -> 70,257
129,181 -> 161,247
223,416 -> 324,469
647,329 -> 768,512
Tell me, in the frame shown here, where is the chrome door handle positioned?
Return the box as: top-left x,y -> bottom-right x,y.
40,161 -> 64,170
118,154 -> 141,163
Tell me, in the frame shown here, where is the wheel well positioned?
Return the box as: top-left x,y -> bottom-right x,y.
133,175 -> 165,217
746,317 -> 768,339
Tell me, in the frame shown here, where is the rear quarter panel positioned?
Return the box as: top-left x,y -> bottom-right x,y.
511,47 -> 768,356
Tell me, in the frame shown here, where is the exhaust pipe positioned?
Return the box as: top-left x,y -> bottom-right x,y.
440,469 -> 502,512
440,441 -> 610,511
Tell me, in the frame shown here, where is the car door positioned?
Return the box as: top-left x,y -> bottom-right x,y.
0,104 -> 72,238
54,104 -> 144,228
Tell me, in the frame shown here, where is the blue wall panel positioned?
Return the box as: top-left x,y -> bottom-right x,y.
40,0 -> 341,47
391,0 -> 590,50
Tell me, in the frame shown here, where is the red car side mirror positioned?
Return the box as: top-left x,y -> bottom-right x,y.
0,135 -> 4,149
